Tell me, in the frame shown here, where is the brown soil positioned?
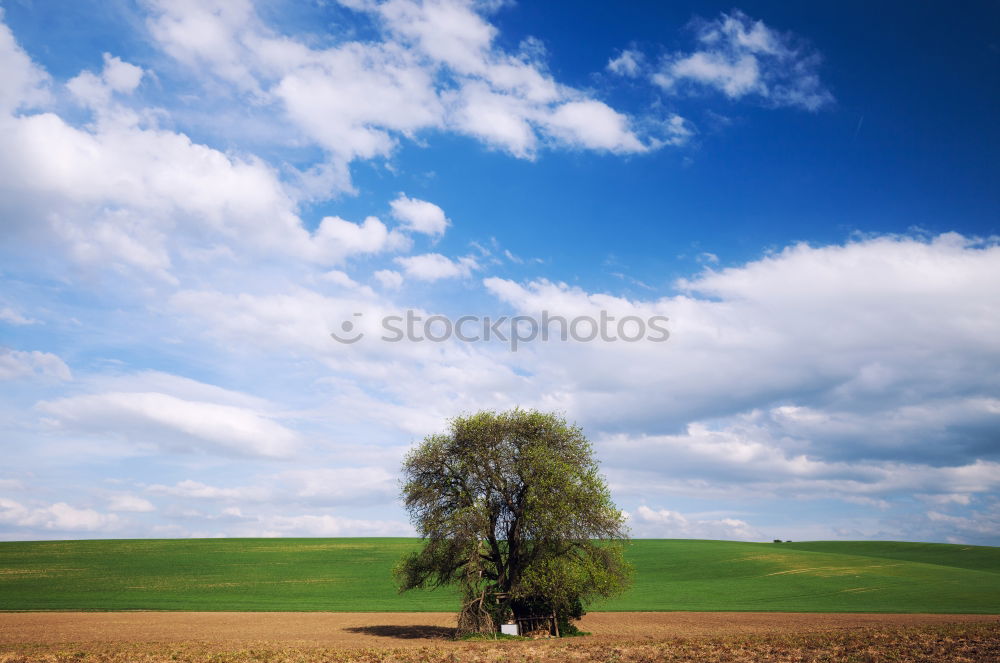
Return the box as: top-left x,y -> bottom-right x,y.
0,611 -> 997,648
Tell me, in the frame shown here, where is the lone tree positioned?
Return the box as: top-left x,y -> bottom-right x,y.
395,409 -> 631,636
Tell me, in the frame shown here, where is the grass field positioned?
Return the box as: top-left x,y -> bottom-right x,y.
0,538 -> 997,613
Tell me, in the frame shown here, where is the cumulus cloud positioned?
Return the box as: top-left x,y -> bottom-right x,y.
144,0 -> 662,166
157,229 -> 1000,539
67,53 -> 144,110
0,24 -> 420,283
395,252 -> 478,280
165,286 -> 531,438
926,507 -> 1000,540
0,1 -> 674,288
389,194 -> 450,236
311,215 -> 411,263
0,15 -> 49,112
480,233 -> 1000,533
0,100 -> 417,280
543,100 -> 646,153
108,229 -> 999,542
607,49 -> 643,77
107,494 -> 156,512
653,10 -> 833,110
631,506 -> 762,540
600,422 -> 1000,505
486,233 -> 1000,432
272,40 -> 443,165
374,269 -> 404,289
0,498 -> 120,532
0,5 -> 994,545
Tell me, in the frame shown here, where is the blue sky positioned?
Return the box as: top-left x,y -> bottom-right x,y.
0,0 -> 998,543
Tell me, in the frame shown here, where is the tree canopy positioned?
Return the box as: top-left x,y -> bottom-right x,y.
395,409 -> 631,635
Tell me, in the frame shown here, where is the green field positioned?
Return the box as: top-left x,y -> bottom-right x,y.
0,538 -> 997,613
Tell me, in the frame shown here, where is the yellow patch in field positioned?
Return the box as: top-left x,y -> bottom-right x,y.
732,554 -> 790,561
194,578 -> 342,588
764,567 -> 825,576
241,544 -> 376,553
760,562 -> 904,578
0,567 -> 85,576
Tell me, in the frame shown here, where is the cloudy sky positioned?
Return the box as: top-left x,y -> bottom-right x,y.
1,0 -> 998,544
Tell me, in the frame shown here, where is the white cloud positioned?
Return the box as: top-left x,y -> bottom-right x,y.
607,49 -> 643,77
272,40 -> 444,164
67,53 -> 143,110
653,10 -> 833,110
0,14 -> 50,112
0,2 -> 677,291
145,468 -> 396,509
321,269 -> 359,288
485,233 -> 1000,434
918,493 -> 972,506
479,232 -> 1000,532
658,114 -> 695,146
544,100 -> 646,153
144,0 -> 660,168
0,110 -> 284,279
0,6 -> 993,546
444,81 -> 539,157
374,269 -> 404,289
279,467 -> 396,504
0,106 -> 419,280
601,422 -> 1000,506
371,0 -> 499,76
311,215 -> 411,263
632,506 -> 762,540
389,194 -> 450,236
319,269 -> 377,298
147,479 -> 267,501
37,390 -> 298,458
164,286 -> 531,437
151,231 -> 999,540
395,252 -> 478,280
144,0 -> 264,94
503,249 -> 523,264
169,287 -> 374,358
925,507 -> 1000,538
665,51 -> 761,98
88,371 -> 277,411
0,27 -> 420,282
0,498 -> 120,532
0,349 -> 72,381
253,512 -> 412,537
0,306 -> 37,326
107,494 -> 156,512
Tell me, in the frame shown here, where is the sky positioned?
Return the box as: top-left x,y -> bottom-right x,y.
0,0 -> 998,544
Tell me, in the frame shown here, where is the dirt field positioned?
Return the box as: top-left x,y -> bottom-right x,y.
1,611 -> 998,646
2,612 -> 999,662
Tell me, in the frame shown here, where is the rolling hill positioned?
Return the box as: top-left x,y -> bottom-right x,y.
0,538 -> 996,613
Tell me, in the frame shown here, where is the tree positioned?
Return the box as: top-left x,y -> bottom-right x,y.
394,409 -> 631,636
